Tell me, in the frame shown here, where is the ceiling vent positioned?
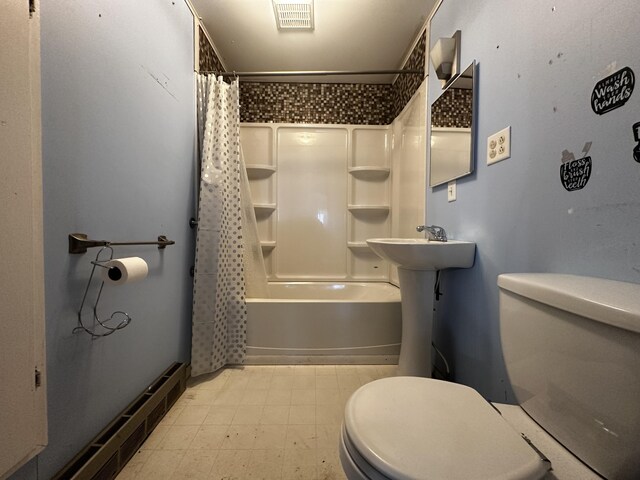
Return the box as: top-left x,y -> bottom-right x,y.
272,0 -> 314,30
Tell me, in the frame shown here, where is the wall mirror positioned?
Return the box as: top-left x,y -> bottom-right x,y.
429,62 -> 475,187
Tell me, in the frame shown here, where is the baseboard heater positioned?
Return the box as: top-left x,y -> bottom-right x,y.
52,362 -> 188,480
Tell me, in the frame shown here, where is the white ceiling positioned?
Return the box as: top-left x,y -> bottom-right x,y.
192,0 -> 437,83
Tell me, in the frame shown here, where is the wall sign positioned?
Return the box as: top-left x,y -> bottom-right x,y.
591,66 -> 635,115
561,156 -> 592,191
633,122 -> 640,163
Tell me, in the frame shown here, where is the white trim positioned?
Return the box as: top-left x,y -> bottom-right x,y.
397,23 -> 427,70
183,0 -> 198,17
425,0 -> 445,77
183,0 -> 229,72
391,25 -> 426,85
183,0 -> 199,71
198,21 -> 229,72
391,2 -> 438,84
0,0 -> 47,475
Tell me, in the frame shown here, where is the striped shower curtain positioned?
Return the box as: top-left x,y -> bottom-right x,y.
191,75 -> 246,376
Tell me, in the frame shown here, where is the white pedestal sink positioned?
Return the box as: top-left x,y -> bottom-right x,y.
367,238 -> 476,377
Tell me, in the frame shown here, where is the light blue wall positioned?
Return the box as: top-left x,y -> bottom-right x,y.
12,1 -> 196,478
428,0 -> 640,401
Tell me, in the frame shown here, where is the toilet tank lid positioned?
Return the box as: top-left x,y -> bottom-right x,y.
498,273 -> 640,334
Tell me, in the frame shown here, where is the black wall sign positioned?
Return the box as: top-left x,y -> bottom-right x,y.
633,122 -> 640,163
591,67 -> 635,115
561,156 -> 592,191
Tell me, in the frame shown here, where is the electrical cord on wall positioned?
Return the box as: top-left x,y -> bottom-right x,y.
434,270 -> 443,301
432,343 -> 451,379
432,270 -> 451,379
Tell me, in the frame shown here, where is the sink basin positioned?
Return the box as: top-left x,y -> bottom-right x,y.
366,238 -> 476,271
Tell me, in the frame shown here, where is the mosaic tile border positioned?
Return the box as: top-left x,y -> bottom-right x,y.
239,83 -> 392,125
200,25 -> 426,125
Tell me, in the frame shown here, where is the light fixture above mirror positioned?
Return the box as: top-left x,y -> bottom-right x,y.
430,30 -> 461,88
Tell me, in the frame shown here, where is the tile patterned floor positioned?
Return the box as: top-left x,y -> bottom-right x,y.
117,365 -> 396,480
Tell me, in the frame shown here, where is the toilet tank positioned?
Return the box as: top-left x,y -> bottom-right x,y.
498,273 -> 640,480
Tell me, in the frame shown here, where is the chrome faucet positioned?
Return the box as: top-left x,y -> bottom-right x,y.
416,225 -> 447,242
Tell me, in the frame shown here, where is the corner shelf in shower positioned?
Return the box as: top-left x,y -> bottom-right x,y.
260,241 -> 276,251
246,164 -> 276,180
347,241 -> 371,249
253,203 -> 277,217
347,205 -> 390,215
348,166 -> 390,180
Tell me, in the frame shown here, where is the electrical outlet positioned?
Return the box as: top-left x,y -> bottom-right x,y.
447,180 -> 457,202
487,126 -> 511,165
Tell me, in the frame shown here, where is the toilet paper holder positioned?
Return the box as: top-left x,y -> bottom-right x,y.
68,232 -> 175,254
74,246 -> 133,338
71,232 -> 170,337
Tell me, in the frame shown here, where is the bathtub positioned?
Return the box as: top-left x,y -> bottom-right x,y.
245,282 -> 401,364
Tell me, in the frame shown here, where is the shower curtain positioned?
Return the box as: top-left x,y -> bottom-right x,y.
191,75 -> 247,376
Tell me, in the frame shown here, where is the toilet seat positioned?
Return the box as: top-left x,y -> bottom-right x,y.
341,423 -> 393,480
343,377 -> 548,480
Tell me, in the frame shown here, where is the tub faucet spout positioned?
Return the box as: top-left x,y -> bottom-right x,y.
416,225 -> 447,242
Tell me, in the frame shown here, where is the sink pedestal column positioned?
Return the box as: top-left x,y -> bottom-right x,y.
397,268 -> 435,377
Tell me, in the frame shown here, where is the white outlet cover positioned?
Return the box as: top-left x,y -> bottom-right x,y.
487,126 -> 511,165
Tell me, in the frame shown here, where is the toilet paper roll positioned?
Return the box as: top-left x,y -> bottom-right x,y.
102,257 -> 148,286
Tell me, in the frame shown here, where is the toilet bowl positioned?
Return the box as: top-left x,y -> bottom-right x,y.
339,274 -> 640,480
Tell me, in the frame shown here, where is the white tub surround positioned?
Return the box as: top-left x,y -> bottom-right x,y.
246,282 -> 401,364
240,124 -> 393,282
240,82 -> 428,286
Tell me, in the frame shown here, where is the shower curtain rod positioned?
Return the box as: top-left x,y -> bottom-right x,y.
199,69 -> 424,78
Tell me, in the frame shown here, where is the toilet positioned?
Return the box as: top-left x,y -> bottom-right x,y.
340,273 -> 640,480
